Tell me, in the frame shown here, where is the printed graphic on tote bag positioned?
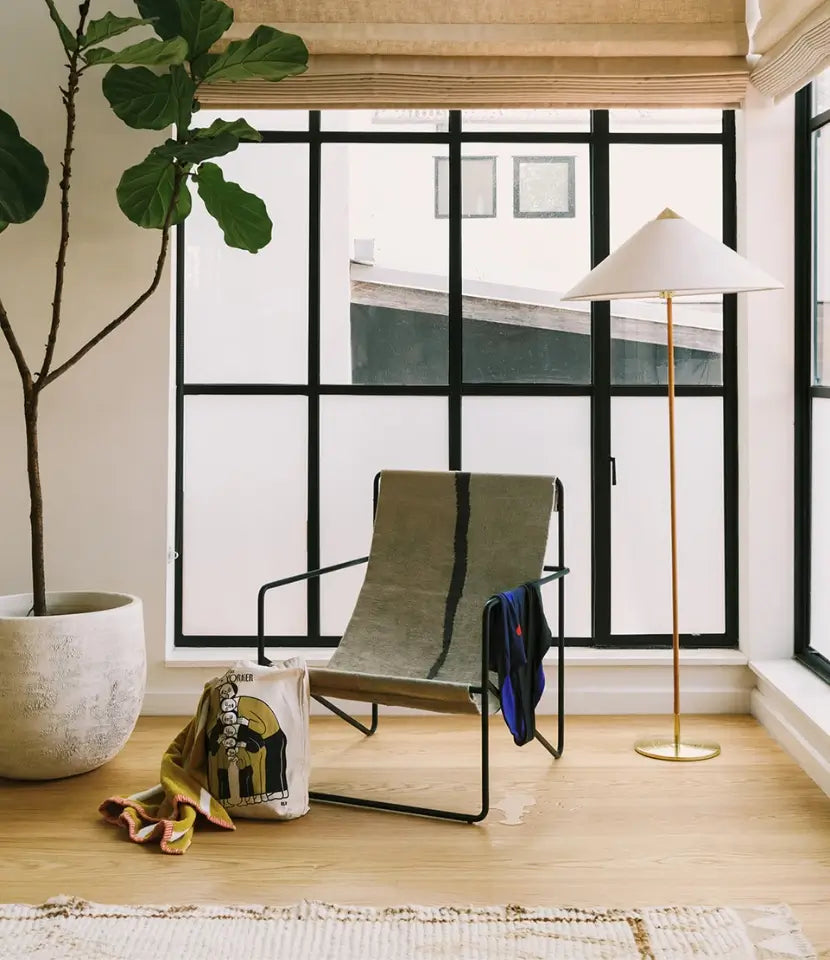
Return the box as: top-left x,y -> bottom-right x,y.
206,675 -> 289,807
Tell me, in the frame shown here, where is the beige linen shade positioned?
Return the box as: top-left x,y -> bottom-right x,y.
751,0 -> 830,100
199,0 -> 751,109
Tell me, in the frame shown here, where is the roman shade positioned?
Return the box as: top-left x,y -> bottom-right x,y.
751,0 -> 830,100
199,0 -> 751,109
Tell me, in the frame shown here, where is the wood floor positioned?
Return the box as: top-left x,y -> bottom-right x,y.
1,715 -> 829,955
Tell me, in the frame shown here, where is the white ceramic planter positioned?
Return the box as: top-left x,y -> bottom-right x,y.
0,592 -> 146,780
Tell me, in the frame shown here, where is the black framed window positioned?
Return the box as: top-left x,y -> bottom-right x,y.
513,156 -> 575,218
794,81 -> 830,684
174,108 -> 737,652
435,155 -> 497,218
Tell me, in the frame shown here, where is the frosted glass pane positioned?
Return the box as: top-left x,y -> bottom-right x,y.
184,144 -> 309,383
463,144 -> 590,384
810,400 -> 830,658
608,109 -> 722,133
610,145 -> 723,387
814,69 -> 830,116
193,108 -> 308,131
320,143 -> 448,385
321,109 -> 441,132
611,397 -> 725,635
461,397 -> 592,639
182,396 -> 307,636
461,109 -> 590,132
319,397 -> 448,634
813,129 -> 830,384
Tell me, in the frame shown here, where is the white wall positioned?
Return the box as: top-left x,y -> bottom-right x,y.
737,87 -> 795,662
0,0 -> 185,699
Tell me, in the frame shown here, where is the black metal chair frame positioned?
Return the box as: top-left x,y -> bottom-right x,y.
257,474 -> 568,824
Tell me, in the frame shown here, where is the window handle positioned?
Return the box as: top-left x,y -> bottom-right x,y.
610,456 -> 617,486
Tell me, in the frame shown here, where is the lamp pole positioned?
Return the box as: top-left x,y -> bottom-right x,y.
634,291 -> 720,762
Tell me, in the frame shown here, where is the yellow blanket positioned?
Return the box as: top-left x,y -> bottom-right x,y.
99,682 -> 234,854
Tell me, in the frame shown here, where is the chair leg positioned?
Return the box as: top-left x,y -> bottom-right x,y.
533,588 -> 566,759
313,695 -> 378,736
309,698 -> 490,824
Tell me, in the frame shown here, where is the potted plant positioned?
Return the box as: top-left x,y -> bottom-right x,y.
0,0 -> 307,780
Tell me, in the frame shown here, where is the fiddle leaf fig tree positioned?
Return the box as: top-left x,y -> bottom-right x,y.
0,0 -> 308,616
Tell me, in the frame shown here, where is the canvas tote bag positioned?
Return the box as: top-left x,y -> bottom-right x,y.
205,658 -> 310,820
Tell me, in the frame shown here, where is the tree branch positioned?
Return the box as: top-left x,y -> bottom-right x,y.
39,173 -> 183,389
0,296 -> 32,388
38,0 -> 91,383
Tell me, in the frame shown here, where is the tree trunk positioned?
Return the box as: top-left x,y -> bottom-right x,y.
23,386 -> 47,616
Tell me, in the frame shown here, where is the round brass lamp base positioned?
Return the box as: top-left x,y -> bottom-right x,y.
634,739 -> 721,762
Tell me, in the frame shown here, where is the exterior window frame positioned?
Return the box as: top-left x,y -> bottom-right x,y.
174,109 -> 738,652
794,84 -> 830,684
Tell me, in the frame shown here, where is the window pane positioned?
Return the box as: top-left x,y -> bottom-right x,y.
182,396 -> 307,637
462,397 -> 592,639
319,397 -> 448,635
192,108 -> 307,131
814,69 -> 830,116
321,109 -> 448,132
185,144 -> 309,384
610,144 -> 723,385
461,109 -> 590,133
320,143 -> 448,385
611,397 -> 725,635
609,108 -> 722,133
810,400 -> 830,659
462,144 -> 591,384
814,129 -> 830,384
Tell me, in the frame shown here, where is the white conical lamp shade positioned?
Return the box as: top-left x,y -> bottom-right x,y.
561,209 -> 783,301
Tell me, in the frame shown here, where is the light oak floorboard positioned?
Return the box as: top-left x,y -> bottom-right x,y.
1,715 -> 828,956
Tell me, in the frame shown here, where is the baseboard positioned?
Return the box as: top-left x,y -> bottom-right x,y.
750,662 -> 830,798
141,660 -> 753,717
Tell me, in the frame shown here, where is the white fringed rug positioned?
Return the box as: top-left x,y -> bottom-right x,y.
0,898 -> 815,959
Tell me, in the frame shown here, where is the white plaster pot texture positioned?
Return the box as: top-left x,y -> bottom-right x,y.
0,592 -> 146,780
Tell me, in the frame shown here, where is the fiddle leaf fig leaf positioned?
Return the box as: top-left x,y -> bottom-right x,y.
191,52 -> 218,82
82,14 -> 155,48
192,118 -> 261,142
134,0 -> 182,40
156,133 -> 239,164
196,161 -> 271,252
176,0 -> 234,59
103,65 -> 196,132
171,64 -> 197,132
44,0 -> 77,52
102,66 -> 178,129
0,110 -> 49,225
204,26 -> 307,83
85,36 -> 188,67
117,150 -> 191,228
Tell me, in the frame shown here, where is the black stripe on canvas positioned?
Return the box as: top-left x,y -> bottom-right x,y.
428,472 -> 471,679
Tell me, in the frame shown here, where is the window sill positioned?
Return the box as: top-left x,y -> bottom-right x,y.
749,658 -> 830,797
750,658 -> 830,738
165,645 -> 747,670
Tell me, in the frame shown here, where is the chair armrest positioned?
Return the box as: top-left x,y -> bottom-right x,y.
256,556 -> 369,666
538,564 -> 570,586
257,556 -> 369,601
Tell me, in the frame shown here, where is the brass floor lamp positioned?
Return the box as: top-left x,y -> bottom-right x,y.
562,208 -> 781,761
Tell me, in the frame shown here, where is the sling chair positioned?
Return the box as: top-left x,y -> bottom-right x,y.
257,469 -> 568,823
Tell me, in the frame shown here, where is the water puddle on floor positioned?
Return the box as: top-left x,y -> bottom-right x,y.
490,793 -> 536,825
